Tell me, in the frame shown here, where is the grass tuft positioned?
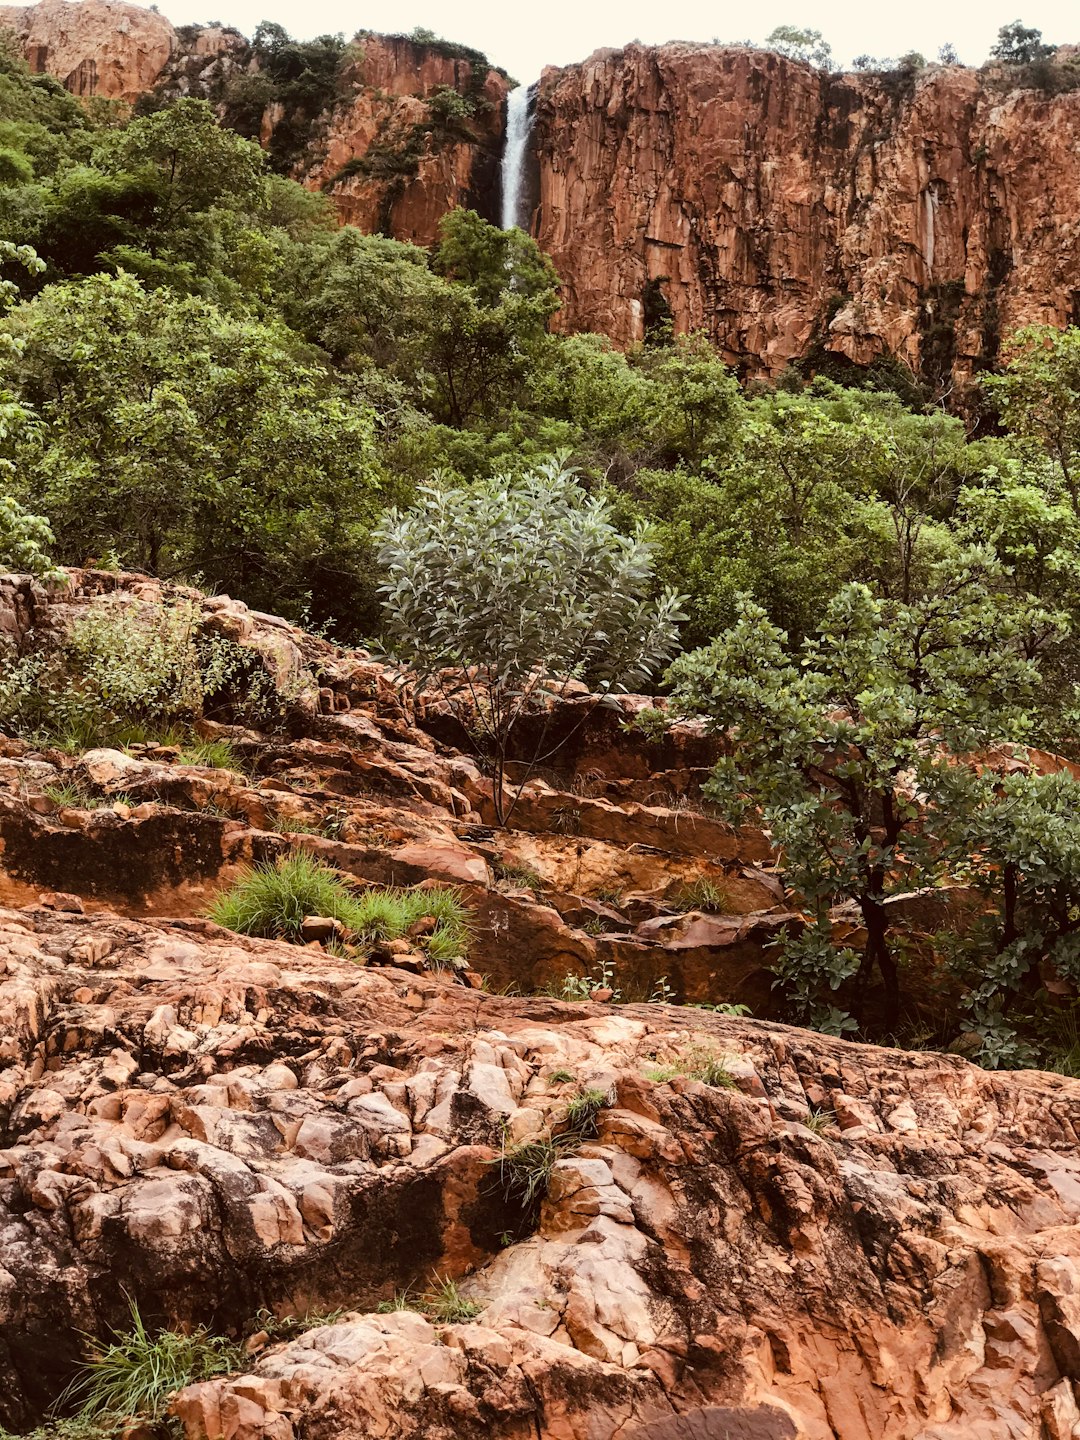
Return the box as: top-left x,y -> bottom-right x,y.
561,1086 -> 607,1140
207,853 -> 470,960
64,1298 -> 241,1423
643,1044 -> 737,1089
672,877 -> 732,914
178,737 -> 238,770
419,1275 -> 483,1324
802,1106 -> 837,1136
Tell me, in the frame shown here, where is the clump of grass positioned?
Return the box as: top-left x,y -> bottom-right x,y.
548,1068 -> 575,1084
492,1089 -> 607,1209
207,852 -> 354,941
493,859 -> 544,894
594,883 -> 625,906
45,782 -> 134,811
493,1134 -> 564,1206
376,1277 -> 482,1324
376,1288 -> 417,1314
420,1275 -> 482,1324
248,1305 -> 345,1340
802,1106 -> 837,1136
45,781 -> 105,810
64,1298 -> 241,1423
561,1086 -> 607,1140
207,853 -> 470,961
178,737 -> 238,770
672,877 -> 732,914
643,1044 -> 737,1089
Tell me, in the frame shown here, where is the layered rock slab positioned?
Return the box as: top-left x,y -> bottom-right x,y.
3,905 -> 1080,1437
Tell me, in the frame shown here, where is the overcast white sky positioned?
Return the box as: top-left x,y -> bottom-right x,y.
155,0 -> 1078,84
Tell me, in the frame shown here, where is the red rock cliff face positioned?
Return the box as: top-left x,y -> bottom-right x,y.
301,35 -> 508,244
532,44 -> 1080,394
0,0 -> 174,100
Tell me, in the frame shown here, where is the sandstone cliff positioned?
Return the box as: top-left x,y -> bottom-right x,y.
1,570 -> 1080,1440
299,34 -> 507,243
6,2 -> 1080,406
532,44 -> 1080,395
0,0 -> 174,100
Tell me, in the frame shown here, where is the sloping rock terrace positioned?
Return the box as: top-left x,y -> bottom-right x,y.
0,571 -> 1078,1438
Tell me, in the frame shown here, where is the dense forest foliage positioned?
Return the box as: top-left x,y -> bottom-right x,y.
4,28 -> 1080,1064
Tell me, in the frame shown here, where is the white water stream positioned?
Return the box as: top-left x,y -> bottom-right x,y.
500,83 -> 533,231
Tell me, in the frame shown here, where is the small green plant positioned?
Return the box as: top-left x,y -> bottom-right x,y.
178,737 -> 238,770
594,883 -> 625,906
644,1044 -> 736,1089
554,956 -> 622,1002
650,974 -> 676,1004
419,1275 -> 483,1324
561,1086 -> 607,1139
689,1001 -> 754,1016
548,1068 -> 575,1084
493,859 -> 544,894
64,1297 -> 241,1423
802,1106 -> 837,1136
672,877 -> 732,913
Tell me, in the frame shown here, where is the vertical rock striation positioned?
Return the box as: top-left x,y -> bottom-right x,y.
532,44 -> 1080,394
301,34 -> 508,244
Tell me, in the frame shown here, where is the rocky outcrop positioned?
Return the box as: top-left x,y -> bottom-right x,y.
532,45 -> 1080,394
0,570 -> 1079,1437
0,0 -> 175,100
4,902 -> 1080,1437
302,34 -> 508,242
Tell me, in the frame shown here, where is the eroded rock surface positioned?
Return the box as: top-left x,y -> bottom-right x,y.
3,904 -> 1080,1437
0,0 -> 175,100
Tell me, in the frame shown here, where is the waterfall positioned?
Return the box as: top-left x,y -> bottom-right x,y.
500,84 -> 533,231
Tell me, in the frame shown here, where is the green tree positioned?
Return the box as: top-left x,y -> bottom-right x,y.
375,456 -> 685,822
0,270 -> 389,634
764,26 -> 834,69
932,763 -> 1080,1066
985,326 -> 1080,511
433,207 -> 559,308
661,557 -> 1062,1030
94,98 -> 267,234
991,20 -> 1055,65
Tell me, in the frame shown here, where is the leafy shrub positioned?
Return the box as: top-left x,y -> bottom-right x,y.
0,492 -> 65,581
0,597 -> 298,750
375,456 -> 685,823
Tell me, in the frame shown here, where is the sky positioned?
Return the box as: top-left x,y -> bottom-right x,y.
156,0 -> 1078,84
